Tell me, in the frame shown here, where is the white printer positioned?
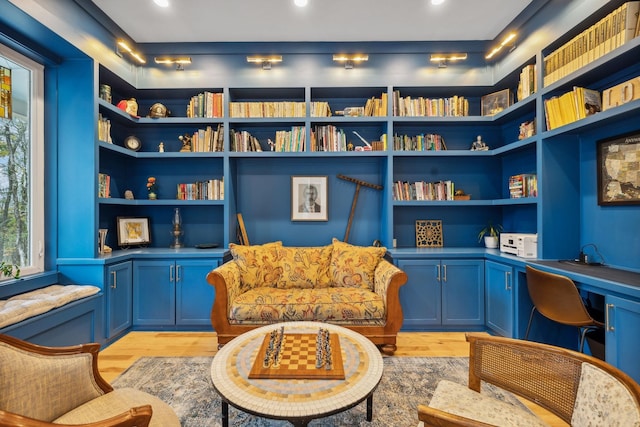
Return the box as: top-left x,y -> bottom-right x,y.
500,233 -> 538,258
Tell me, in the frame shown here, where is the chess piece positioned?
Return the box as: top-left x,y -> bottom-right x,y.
159,142 -> 164,152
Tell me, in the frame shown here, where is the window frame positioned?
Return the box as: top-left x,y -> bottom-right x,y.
0,43 -> 45,279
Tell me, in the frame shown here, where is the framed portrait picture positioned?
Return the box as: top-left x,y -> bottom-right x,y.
481,89 -> 512,116
291,176 -> 328,221
597,131 -> 640,205
116,216 -> 151,247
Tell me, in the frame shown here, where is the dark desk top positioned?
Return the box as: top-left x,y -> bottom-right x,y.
532,260 -> 640,288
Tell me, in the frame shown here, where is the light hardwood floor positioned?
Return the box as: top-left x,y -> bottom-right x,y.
98,331 -> 566,426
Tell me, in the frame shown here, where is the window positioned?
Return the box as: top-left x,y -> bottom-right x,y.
0,43 -> 45,279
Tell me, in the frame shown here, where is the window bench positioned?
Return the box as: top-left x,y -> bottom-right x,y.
0,285 -> 103,346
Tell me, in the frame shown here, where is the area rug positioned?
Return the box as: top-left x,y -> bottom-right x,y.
112,356 -> 525,426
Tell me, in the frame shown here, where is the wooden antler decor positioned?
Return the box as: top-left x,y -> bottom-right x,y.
337,174 -> 382,243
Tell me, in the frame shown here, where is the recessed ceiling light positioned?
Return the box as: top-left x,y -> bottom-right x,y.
153,0 -> 169,7
294,0 -> 308,7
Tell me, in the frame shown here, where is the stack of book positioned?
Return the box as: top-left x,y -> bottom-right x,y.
310,101 -> 332,117
517,64 -> 537,101
230,129 -> 262,152
229,101 -> 306,118
509,174 -> 538,198
393,180 -> 455,201
187,91 -> 224,118
310,125 -> 347,152
176,178 -> 224,200
543,86 -> 601,130
543,1 -> 640,87
98,173 -> 110,198
393,133 -> 447,151
97,114 -> 112,143
189,124 -> 224,152
392,91 -> 469,117
363,93 -> 388,116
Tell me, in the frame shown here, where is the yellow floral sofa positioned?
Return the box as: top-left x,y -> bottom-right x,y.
206,239 -> 407,354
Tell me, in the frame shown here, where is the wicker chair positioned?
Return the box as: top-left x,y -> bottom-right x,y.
0,334 -> 180,427
418,333 -> 640,426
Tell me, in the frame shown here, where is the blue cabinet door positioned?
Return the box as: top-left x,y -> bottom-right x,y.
106,261 -> 132,338
176,259 -> 219,325
133,260 -> 175,326
605,295 -> 640,384
442,260 -> 485,326
485,260 -> 514,337
397,259 -> 441,329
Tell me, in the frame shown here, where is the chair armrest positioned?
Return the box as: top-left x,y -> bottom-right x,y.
417,404 -> 494,427
0,406 -> 152,427
206,261 -> 242,307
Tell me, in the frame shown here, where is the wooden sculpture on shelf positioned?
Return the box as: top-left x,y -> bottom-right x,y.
337,174 -> 382,243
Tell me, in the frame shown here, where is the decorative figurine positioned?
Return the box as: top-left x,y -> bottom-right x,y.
347,142 -> 354,151
146,177 -> 158,199
267,139 -> 275,151
178,134 -> 192,152
116,98 -> 139,117
471,135 -> 489,151
158,142 -> 165,152
124,190 -> 134,200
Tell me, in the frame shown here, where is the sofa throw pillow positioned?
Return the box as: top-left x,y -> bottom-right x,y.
229,241 -> 282,291
330,238 -> 386,290
277,245 -> 332,289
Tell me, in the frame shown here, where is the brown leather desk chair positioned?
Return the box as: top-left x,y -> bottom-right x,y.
524,265 -> 604,352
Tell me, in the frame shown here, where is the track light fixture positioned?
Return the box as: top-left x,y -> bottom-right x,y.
429,53 -> 467,68
247,55 -> 283,70
116,40 -> 146,64
333,54 -> 369,69
154,57 -> 192,70
486,33 -> 517,60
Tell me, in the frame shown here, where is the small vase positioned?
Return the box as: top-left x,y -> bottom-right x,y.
484,236 -> 498,249
148,192 -> 157,200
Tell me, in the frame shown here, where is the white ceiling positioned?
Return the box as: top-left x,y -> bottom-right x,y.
90,0 -> 534,43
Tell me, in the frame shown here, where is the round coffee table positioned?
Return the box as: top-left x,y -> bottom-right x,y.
210,321 -> 384,427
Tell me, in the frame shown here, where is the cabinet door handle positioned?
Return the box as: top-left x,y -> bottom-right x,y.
505,271 -> 511,290
170,265 -> 175,282
442,264 -> 447,282
110,271 -> 117,289
436,265 -> 441,282
176,265 -> 181,283
606,303 -> 615,331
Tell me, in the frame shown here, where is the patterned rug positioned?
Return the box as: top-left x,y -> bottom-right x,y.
112,356 -> 525,426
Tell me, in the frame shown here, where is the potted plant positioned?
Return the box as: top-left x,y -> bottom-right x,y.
0,261 -> 20,279
478,222 -> 503,249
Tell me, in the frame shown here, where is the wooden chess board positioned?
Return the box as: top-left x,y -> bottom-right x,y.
248,333 -> 345,380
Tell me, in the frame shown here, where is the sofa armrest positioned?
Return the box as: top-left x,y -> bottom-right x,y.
374,259 -> 407,331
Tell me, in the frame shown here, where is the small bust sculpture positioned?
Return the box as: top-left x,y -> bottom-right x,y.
124,190 -> 134,200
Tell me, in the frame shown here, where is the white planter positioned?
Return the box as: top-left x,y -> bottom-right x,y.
484,236 -> 498,249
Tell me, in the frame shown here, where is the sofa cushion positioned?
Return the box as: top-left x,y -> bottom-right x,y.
277,245 -> 332,289
54,387 -> 180,427
229,241 -> 282,291
330,238 -> 386,290
230,287 -> 385,322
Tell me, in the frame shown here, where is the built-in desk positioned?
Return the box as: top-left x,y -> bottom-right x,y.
528,260 -> 640,384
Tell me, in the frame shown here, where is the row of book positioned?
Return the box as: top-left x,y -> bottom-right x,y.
310,125 -> 349,152
229,101 -> 306,118
393,180 -> 456,201
516,64 -> 537,102
97,114 -> 112,143
392,133 -> 447,151
98,173 -> 110,198
509,174 -> 538,198
543,1 -> 640,87
189,124 -> 224,152
363,94 -> 388,116
310,101 -> 332,117
544,86 -> 601,130
186,91 -> 224,118
392,91 -> 469,117
229,129 -> 262,152
176,178 -> 224,200
273,126 -> 306,152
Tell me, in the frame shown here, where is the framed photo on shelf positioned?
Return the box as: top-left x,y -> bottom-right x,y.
291,176 -> 328,221
597,131 -> 640,205
481,89 -> 512,116
116,216 -> 151,247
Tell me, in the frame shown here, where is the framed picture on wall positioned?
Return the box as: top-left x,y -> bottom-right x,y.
116,216 -> 151,247
597,131 -> 640,205
481,89 -> 512,116
291,176 -> 328,221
